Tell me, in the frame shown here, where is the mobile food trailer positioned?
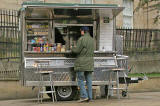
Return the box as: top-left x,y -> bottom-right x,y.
20,2 -> 131,101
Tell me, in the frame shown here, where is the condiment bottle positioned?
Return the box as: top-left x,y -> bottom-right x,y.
56,43 -> 61,52
61,45 -> 66,52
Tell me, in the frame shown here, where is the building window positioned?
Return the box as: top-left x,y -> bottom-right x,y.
123,0 -> 133,28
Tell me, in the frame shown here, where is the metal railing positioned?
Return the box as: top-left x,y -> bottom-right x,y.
0,9 -> 20,59
116,28 -> 160,54
0,9 -> 20,80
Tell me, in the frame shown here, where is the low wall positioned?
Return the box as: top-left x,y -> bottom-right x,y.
129,77 -> 160,92
128,53 -> 160,73
0,81 -> 38,100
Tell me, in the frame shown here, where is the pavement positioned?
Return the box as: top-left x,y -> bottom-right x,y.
0,92 -> 160,106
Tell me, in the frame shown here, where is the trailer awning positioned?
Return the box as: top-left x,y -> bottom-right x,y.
21,2 -> 124,17
22,2 -> 119,8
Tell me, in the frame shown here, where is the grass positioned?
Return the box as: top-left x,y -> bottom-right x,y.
128,73 -> 160,78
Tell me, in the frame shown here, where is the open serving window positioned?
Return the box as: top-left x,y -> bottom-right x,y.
24,8 -> 94,53
21,3 -> 123,57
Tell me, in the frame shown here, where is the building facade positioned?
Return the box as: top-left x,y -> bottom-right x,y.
0,0 -> 159,29
133,0 -> 159,29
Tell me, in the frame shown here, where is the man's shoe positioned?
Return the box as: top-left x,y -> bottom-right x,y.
88,99 -> 94,102
78,98 -> 89,103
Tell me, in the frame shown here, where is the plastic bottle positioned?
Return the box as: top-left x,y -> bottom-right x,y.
57,43 -> 61,52
61,45 -> 66,52
40,43 -> 43,52
46,43 -> 49,52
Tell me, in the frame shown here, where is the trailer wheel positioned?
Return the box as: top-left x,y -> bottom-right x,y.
122,91 -> 127,97
46,86 -> 78,101
105,85 -> 109,96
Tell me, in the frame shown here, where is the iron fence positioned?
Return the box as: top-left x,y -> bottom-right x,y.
0,9 -> 20,59
0,9 -> 20,80
116,28 -> 160,54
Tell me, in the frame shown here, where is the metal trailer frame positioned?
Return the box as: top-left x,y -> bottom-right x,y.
19,2 -> 129,100
23,56 -> 128,86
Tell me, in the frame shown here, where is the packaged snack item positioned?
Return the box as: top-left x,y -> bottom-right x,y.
33,47 -> 37,52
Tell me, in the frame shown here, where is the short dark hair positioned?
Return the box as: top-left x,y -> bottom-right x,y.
80,26 -> 89,32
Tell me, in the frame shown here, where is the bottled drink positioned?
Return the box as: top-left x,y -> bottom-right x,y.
40,43 -> 43,52
46,43 -> 49,52
43,43 -> 46,52
37,43 -> 40,52
61,45 -> 66,52
56,43 -> 61,52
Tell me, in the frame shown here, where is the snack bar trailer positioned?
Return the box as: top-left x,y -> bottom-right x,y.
19,2 -> 129,100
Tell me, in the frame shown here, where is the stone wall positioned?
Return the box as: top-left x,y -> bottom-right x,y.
0,0 -> 21,10
129,53 -> 160,73
0,81 -> 38,100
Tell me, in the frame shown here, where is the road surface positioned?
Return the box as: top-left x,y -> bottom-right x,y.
0,92 -> 160,106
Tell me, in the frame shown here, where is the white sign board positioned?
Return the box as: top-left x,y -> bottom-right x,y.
99,9 -> 113,51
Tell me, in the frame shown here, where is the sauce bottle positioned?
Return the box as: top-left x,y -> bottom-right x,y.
56,43 -> 61,52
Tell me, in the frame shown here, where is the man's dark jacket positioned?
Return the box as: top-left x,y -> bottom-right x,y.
71,32 -> 94,72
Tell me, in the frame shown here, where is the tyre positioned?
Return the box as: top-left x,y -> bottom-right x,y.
122,91 -> 127,97
46,86 -> 78,101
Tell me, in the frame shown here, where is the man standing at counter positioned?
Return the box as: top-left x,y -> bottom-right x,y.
71,26 -> 94,102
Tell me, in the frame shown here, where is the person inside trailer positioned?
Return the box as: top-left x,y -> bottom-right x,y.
55,28 -> 66,45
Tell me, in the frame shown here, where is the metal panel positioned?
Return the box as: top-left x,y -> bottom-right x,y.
115,35 -> 123,55
25,81 -> 115,86
24,57 -> 117,68
23,55 -> 128,86
99,9 -> 113,51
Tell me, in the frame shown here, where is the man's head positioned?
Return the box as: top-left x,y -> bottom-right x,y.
80,26 -> 89,35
